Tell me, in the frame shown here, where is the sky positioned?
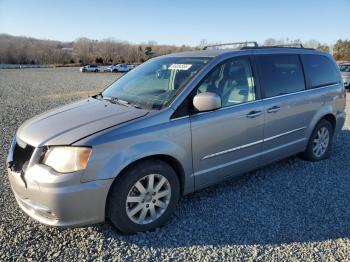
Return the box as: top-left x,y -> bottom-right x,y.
0,0 -> 349,46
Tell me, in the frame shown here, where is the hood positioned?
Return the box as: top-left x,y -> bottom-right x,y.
17,98 -> 148,147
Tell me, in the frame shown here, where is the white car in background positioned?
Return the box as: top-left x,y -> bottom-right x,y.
105,64 -> 129,73
339,63 -> 350,91
127,64 -> 137,71
80,64 -> 101,72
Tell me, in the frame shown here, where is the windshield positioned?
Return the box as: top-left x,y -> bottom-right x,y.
339,64 -> 350,72
102,57 -> 211,109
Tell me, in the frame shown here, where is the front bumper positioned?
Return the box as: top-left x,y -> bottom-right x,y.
8,164 -> 113,227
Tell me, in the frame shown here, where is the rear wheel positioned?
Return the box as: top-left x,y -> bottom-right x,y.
299,119 -> 333,161
107,159 -> 180,234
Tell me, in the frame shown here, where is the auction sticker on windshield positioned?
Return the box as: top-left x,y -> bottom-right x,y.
168,64 -> 192,70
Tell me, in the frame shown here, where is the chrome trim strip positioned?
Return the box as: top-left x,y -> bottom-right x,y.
263,126 -> 306,142
170,115 -> 189,121
195,137 -> 307,177
194,100 -> 262,117
202,139 -> 263,160
202,126 -> 307,160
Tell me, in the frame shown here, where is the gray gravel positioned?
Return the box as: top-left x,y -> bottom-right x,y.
1,67 -> 350,261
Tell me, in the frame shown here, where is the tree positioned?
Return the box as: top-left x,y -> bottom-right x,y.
333,39 -> 350,61
74,37 -> 94,64
145,46 -> 154,56
1,34 -> 347,65
304,39 -> 321,49
317,44 -> 330,53
263,38 -> 277,46
198,39 -> 208,49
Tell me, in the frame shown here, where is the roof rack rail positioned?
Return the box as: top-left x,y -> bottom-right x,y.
203,41 -> 258,50
269,43 -> 304,48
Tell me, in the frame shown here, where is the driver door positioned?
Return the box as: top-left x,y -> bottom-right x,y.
190,56 -> 265,189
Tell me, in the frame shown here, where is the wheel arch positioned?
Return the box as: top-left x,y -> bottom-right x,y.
104,154 -> 187,221
109,154 -> 187,196
308,106 -> 337,138
321,113 -> 336,131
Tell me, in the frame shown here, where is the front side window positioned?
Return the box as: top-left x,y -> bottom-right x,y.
102,57 -> 211,109
301,54 -> 339,88
196,57 -> 256,107
257,54 -> 305,98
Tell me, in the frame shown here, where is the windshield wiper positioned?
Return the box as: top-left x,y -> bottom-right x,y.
110,97 -> 130,106
93,93 -> 142,109
109,97 -> 142,109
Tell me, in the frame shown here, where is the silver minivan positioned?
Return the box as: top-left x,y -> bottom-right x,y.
7,42 -> 346,233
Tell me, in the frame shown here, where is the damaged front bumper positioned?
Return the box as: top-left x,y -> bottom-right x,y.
7,137 -> 113,227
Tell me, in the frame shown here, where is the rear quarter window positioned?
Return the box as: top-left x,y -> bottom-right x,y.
301,54 -> 339,88
256,54 -> 305,98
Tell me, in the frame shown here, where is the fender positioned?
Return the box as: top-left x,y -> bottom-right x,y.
306,105 -> 335,140
81,139 -> 194,194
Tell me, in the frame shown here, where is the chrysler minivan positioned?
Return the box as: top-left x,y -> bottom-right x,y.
7,42 -> 346,233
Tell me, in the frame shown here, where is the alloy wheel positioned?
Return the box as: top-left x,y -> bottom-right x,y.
313,127 -> 330,158
126,174 -> 171,225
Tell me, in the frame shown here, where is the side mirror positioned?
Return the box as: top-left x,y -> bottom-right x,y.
193,92 -> 221,112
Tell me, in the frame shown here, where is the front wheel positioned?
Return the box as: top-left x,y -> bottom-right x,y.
106,159 -> 180,234
299,119 -> 334,161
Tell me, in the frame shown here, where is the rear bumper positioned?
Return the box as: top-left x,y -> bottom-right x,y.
8,164 -> 113,227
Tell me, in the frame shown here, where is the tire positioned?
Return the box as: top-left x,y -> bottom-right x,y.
95,69 -> 98,72
112,69 -> 118,73
299,119 -> 334,161
106,159 -> 180,234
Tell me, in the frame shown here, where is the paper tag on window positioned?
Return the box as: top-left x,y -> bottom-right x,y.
168,64 -> 192,70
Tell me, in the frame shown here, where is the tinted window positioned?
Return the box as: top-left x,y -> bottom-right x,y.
301,55 -> 339,88
339,64 -> 350,72
196,57 -> 256,107
257,55 -> 305,98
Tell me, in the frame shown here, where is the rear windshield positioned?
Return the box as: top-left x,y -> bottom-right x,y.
102,57 -> 211,110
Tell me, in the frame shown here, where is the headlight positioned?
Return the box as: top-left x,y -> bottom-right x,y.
42,146 -> 92,173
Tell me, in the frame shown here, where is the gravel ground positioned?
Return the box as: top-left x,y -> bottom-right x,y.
0,67 -> 350,261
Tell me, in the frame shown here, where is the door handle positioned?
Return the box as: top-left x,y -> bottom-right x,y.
246,110 -> 263,118
267,106 -> 281,113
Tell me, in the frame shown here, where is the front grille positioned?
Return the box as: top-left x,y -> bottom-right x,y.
10,142 -> 35,173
